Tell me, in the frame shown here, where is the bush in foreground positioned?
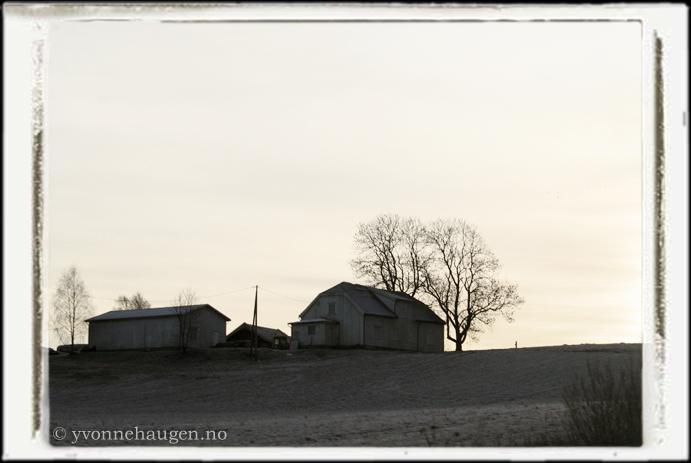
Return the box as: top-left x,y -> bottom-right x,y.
527,355 -> 642,446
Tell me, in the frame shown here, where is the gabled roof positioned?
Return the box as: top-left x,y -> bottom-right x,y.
85,304 -> 230,323
226,322 -> 290,343
298,282 -> 444,324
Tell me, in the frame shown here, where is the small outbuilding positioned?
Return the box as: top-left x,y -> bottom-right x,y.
86,304 -> 230,351
226,323 -> 290,349
290,282 -> 444,352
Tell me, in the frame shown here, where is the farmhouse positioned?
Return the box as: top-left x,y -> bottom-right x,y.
226,323 -> 290,349
290,282 -> 444,352
86,304 -> 230,351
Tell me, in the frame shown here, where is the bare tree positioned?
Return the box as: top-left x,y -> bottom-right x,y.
50,266 -> 94,352
114,292 -> 151,310
350,214 -> 429,297
350,215 -> 524,351
171,287 -> 200,354
423,219 -> 524,351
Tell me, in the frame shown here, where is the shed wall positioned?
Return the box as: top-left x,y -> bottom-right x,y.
88,316 -> 178,350
292,323 -> 326,346
363,315 -> 399,349
190,307 -> 228,348
88,307 -> 228,350
417,322 -> 445,352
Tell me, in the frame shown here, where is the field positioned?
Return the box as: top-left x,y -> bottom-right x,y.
48,343 -> 641,447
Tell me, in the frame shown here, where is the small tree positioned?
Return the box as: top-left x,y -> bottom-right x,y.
171,287 -> 200,354
114,292 -> 151,310
50,266 -> 94,352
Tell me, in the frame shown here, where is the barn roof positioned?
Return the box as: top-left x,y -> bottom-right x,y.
85,304 -> 231,323
409,304 -> 446,324
333,283 -> 398,318
226,322 -> 290,343
298,282 -> 444,324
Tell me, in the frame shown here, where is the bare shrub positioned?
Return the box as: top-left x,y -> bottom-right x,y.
524,355 -> 642,447
561,356 -> 642,446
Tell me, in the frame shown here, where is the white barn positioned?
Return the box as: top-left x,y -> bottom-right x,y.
290,282 -> 444,352
86,304 -> 230,351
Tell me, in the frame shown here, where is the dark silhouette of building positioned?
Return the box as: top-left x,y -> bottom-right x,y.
226,322 -> 290,349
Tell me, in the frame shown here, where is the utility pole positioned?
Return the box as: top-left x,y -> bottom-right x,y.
250,285 -> 258,361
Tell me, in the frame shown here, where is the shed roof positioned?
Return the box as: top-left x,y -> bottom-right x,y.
85,304 -> 230,323
226,322 -> 290,342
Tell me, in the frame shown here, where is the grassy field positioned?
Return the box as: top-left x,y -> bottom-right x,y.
48,343 -> 641,446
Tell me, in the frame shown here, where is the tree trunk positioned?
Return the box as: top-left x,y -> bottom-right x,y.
455,327 -> 463,351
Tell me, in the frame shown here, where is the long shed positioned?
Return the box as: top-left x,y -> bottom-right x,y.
290,282 -> 444,352
86,304 -> 230,351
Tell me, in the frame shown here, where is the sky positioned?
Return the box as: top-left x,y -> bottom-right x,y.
44,18 -> 642,351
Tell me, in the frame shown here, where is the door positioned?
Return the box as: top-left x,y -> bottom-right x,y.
213,331 -> 219,346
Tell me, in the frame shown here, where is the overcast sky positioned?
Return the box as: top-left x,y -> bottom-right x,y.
45,18 -> 642,350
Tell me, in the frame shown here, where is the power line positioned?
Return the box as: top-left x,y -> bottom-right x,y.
258,286 -> 309,303
201,286 -> 256,299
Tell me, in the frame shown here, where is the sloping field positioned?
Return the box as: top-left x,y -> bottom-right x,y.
49,343 -> 641,446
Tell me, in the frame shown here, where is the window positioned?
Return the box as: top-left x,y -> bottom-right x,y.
308,325 -> 316,335
328,303 -> 336,315
189,327 -> 198,341
373,325 -> 381,339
